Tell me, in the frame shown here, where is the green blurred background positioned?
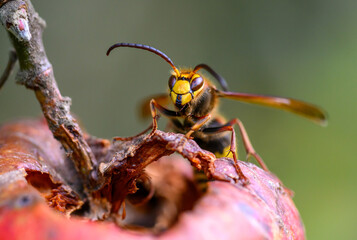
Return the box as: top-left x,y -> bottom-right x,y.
0,1 -> 356,239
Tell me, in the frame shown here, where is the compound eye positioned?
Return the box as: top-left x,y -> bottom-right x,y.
168,75 -> 177,89
190,76 -> 204,91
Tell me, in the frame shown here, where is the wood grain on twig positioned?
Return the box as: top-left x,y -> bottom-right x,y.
0,0 -> 96,195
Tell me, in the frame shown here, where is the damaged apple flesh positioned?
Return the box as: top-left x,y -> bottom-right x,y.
0,119 -> 305,239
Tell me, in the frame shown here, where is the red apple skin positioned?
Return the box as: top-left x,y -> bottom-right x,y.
0,119 -> 305,240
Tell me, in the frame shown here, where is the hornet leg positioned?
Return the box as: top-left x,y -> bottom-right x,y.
114,99 -> 181,141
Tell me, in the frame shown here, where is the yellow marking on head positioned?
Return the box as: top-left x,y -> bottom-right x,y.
180,93 -> 193,105
170,91 -> 193,106
170,92 -> 178,104
193,84 -> 204,98
169,71 -> 205,106
181,72 -> 191,77
190,73 -> 201,80
172,80 -> 190,94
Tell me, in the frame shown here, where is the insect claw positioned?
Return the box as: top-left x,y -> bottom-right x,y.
185,130 -> 194,139
245,153 -> 252,162
239,176 -> 250,186
232,173 -> 249,186
106,42 -> 326,193
114,121 -> 156,142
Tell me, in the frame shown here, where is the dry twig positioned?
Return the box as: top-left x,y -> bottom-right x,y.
0,1 -> 305,239
0,0 -> 96,196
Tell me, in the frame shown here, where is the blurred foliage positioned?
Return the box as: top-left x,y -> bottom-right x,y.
0,1 -> 356,239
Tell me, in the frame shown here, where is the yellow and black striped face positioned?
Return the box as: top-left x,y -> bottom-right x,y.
168,73 -> 205,108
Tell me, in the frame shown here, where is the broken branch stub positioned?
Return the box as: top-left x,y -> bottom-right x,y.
0,0 -> 96,193
0,0 -> 305,238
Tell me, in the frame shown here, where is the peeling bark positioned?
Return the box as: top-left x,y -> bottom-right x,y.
0,119 -> 305,239
0,0 -> 96,195
0,1 -> 305,239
